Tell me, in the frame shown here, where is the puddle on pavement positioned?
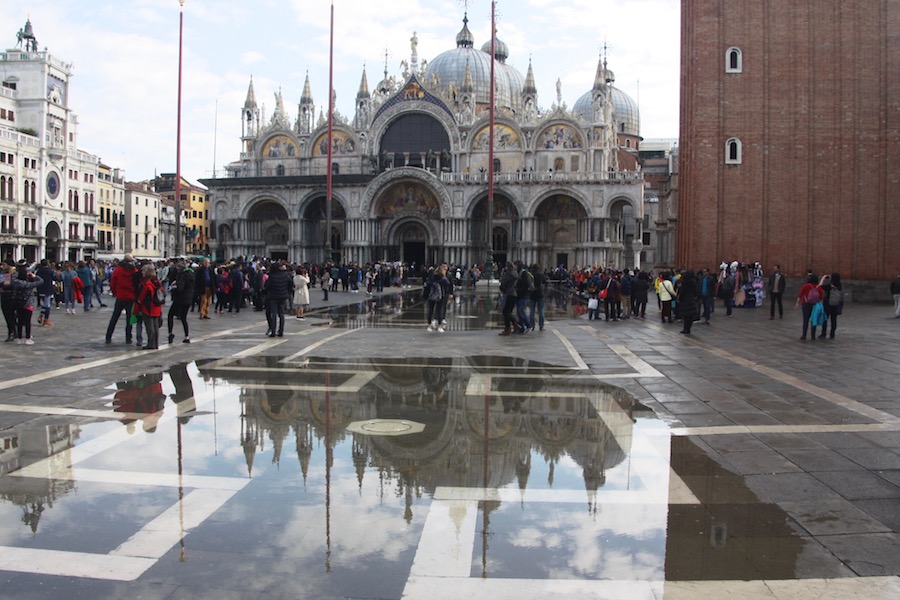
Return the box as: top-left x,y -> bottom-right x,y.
0,356 -> 839,594
312,286 -> 587,329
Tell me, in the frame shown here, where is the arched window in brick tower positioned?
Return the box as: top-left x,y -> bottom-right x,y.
725,138 -> 742,164
725,47 -> 742,73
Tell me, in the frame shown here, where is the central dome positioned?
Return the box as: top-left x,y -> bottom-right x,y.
423,15 -> 524,113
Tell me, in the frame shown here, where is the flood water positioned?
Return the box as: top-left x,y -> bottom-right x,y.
0,287 -> 837,597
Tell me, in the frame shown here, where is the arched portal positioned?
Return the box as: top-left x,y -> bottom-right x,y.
44,221 -> 62,263
471,194 -> 519,266
372,180 -> 442,266
247,200 -> 289,260
535,195 -> 588,270
395,221 -> 429,269
302,196 -> 347,263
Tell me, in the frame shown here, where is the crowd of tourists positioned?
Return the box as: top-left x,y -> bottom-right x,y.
1,254 -> 893,347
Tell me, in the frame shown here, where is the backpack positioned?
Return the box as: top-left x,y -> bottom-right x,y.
805,286 -> 821,304
152,283 -> 166,306
427,280 -> 443,302
828,286 -> 843,307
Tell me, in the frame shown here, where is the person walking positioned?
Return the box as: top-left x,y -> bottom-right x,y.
425,264 -> 452,332
293,267 -> 310,319
528,264 -> 546,331
720,268 -> 736,316
891,274 -> 900,318
167,260 -> 195,344
228,263 -> 244,313
513,261 -> 535,333
699,268 -> 716,325
134,263 -> 163,350
35,259 -> 56,327
196,258 -> 214,320
61,262 -> 78,315
632,271 -> 649,319
796,273 -> 824,340
75,261 -> 93,312
264,263 -> 293,337
0,260 -> 17,341
498,261 -> 518,336
676,270 -> 701,334
768,264 -> 786,319
819,273 -> 843,339
657,271 -> 676,323
105,253 -> 140,344
10,263 -> 43,345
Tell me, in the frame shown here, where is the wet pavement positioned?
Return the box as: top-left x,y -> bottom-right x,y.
0,284 -> 898,599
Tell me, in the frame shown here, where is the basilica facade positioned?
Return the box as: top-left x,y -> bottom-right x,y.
203,16 -> 644,270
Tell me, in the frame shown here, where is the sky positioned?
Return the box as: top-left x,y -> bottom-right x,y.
11,0 -> 680,185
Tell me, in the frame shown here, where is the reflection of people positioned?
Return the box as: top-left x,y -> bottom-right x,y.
113,372 -> 166,433
168,363 -> 197,424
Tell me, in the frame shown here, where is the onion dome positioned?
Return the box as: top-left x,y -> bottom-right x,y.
424,15 -> 526,112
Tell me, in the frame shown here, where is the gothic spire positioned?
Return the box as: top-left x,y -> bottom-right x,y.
243,76 -> 257,109
301,71 -> 314,105
524,59 -> 537,95
357,65 -> 370,99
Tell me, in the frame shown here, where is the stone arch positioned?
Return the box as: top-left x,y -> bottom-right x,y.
361,168 -> 452,219
370,104 -> 461,157
533,121 -> 585,151
258,132 -> 301,160
241,194 -> 290,220
467,118 -> 525,153
310,127 -> 360,158
467,190 -> 523,220
531,189 -> 591,219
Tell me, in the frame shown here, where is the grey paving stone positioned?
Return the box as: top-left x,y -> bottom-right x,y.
811,470 -> 900,500
817,533 -> 900,576
744,473 -> 843,503
778,448 -> 868,472
835,447 -> 900,470
780,498 -> 891,535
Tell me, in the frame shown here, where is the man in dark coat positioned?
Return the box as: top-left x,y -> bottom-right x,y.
264,263 -> 293,337
167,260 -> 195,344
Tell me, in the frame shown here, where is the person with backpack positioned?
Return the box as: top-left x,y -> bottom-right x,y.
167,260 -> 195,344
514,261 -> 534,333
819,272 -> 843,340
795,273 -> 825,340
264,263 -> 293,337
424,264 -> 452,332
9,262 -> 43,345
134,263 -> 163,350
105,253 -> 140,344
528,264 -> 546,331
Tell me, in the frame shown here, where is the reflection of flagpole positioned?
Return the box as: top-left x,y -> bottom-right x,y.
324,1 -> 335,263
324,369 -> 332,572
481,383 -> 490,577
177,417 -> 186,561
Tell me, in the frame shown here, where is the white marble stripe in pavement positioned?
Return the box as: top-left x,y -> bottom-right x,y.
699,343 -> 900,425
111,488 -> 240,559
608,343 -> 664,378
0,547 -> 155,581
403,576 -> 662,600
404,576 -> 900,600
552,328 -> 590,369
408,499 -> 479,578
61,468 -> 250,491
280,329 -> 356,362
670,422 -> 900,437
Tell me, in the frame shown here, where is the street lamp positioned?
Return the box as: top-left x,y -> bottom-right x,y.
174,0 -> 185,256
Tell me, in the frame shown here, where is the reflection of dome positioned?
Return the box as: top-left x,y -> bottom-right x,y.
574,86 -> 640,137
424,16 -> 524,112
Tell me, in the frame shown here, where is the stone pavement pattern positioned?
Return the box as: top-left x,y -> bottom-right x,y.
0,285 -> 897,599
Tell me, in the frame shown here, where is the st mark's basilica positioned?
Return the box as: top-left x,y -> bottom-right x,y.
203,15 -> 645,270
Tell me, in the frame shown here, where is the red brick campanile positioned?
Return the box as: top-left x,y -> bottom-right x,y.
677,0 -> 900,280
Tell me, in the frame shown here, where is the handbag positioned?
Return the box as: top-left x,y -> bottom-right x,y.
587,298 -> 599,310
598,279 -> 611,300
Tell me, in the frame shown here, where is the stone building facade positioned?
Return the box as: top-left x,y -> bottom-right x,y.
204,16 -> 645,270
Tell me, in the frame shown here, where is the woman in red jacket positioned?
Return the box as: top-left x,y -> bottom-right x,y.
795,273 -> 824,340
134,264 -> 163,350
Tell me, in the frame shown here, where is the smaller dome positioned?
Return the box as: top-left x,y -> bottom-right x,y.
480,38 -> 509,63
456,14 -> 474,48
573,86 -> 640,137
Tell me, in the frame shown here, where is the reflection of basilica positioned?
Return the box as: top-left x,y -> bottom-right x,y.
203,14 -> 644,269
201,356 -> 636,516
0,424 -> 78,533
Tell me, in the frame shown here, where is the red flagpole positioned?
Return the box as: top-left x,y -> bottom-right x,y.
175,0 -> 185,256
487,1 -> 496,269
325,2 -> 335,263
